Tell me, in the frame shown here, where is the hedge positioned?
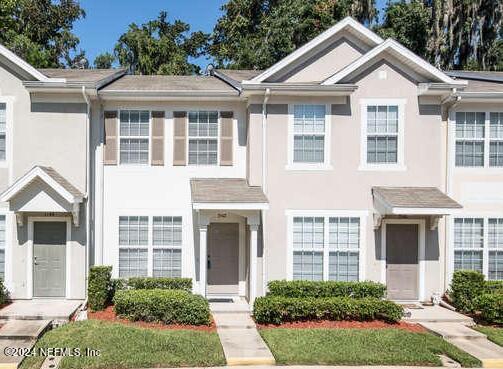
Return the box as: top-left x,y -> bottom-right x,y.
267,280 -> 386,299
253,296 -> 403,324
450,270 -> 485,313
0,278 -> 9,306
88,266 -> 112,311
485,281 -> 503,294
114,289 -> 210,325
476,293 -> 503,324
127,277 -> 192,292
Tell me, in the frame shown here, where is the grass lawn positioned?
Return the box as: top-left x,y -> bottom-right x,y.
259,328 -> 481,367
474,326 -> 503,346
21,320 -> 225,369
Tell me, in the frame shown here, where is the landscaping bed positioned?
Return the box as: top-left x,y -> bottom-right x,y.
259,327 -> 481,367
257,319 -> 426,332
20,320 -> 225,369
474,326 -> 503,346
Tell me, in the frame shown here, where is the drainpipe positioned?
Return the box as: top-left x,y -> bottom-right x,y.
81,86 -> 91,296
261,88 -> 270,296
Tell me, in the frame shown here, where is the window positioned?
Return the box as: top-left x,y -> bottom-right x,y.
118,216 -> 148,277
454,218 -> 483,273
153,216 -> 182,277
119,110 -> 150,164
366,105 -> 398,164
489,218 -> 503,280
0,103 -> 6,161
490,113 -> 503,167
455,112 -> 485,167
291,213 -> 363,281
188,111 -> 218,165
292,105 -> 326,163
0,215 -> 4,279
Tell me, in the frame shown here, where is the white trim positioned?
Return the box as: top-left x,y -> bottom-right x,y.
249,17 -> 383,83
286,103 -> 332,171
0,97 -> 14,174
381,218 -> 426,302
27,216 -> 71,299
359,98 -> 406,171
322,39 -> 465,85
193,203 -> 269,210
0,44 -> 66,83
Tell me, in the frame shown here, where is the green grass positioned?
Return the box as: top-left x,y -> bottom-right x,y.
474,326 -> 503,346
21,320 -> 225,369
259,328 -> 481,367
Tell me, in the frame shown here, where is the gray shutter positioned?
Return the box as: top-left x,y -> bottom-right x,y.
173,111 -> 187,166
104,111 -> 118,165
151,111 -> 165,166
220,111 -> 233,166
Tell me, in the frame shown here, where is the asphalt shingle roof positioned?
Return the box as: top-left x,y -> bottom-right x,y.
101,75 -> 237,92
38,68 -> 125,83
373,186 -> 462,209
191,178 -> 268,203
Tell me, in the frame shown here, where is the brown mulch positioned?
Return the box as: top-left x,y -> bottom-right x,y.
88,305 -> 216,332
257,320 -> 427,332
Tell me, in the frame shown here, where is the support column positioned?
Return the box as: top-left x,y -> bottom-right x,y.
248,215 -> 260,304
198,214 -> 210,297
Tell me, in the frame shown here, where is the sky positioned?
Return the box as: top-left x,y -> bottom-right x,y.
73,0 -> 387,69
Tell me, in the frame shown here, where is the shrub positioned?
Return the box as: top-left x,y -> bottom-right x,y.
127,277 -> 192,292
109,278 -> 128,302
114,289 -> 210,325
88,266 -> 112,311
476,293 -> 503,324
267,280 -> 386,299
450,270 -> 485,313
0,278 -> 9,305
485,281 -> 503,294
253,296 -> 403,324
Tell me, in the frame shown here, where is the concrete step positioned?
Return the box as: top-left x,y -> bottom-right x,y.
403,306 -> 474,325
213,313 -> 256,329
0,300 -> 82,322
420,322 -> 486,340
0,320 -> 51,340
210,303 -> 251,314
448,338 -> 503,368
0,338 -> 36,369
217,328 -> 275,366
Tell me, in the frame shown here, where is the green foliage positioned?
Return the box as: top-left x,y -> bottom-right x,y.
253,296 -> 403,324
476,293 -> 503,324
450,270 -> 485,313
113,289 -> 211,325
93,52 -> 115,69
0,278 -> 9,305
114,11 -> 208,75
485,280 -> 503,294
88,266 -> 112,312
267,280 -> 386,299
127,277 -> 192,292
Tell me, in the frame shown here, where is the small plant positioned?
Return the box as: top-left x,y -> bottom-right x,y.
267,280 -> 386,299
476,293 -> 503,324
450,270 -> 485,313
0,278 -> 9,305
88,266 -> 112,311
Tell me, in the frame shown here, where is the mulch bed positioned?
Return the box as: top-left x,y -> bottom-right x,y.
88,305 -> 216,332
257,320 -> 426,332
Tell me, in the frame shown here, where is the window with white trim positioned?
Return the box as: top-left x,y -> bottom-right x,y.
188,111 -> 218,165
119,110 -> 150,165
488,218 -> 503,280
366,105 -> 398,164
0,215 -> 4,279
490,113 -> 503,167
292,105 -> 326,163
119,216 -> 148,277
153,216 -> 182,277
292,215 -> 361,281
0,103 -> 6,161
455,112 -> 485,167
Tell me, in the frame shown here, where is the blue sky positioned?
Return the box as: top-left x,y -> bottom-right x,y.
74,0 -> 387,69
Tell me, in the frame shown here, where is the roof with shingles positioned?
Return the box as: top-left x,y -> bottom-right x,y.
38,166 -> 84,198
373,186 -> 462,209
38,68 -> 125,83
191,178 -> 268,203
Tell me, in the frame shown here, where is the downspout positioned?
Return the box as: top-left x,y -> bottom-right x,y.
81,86 -> 91,296
261,88 -> 270,296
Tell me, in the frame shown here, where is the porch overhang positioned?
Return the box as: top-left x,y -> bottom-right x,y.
190,178 -> 269,211
372,186 -> 462,230
0,166 -> 84,226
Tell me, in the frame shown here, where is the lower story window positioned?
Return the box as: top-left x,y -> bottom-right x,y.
153,249 -> 181,277
293,251 -> 323,281
119,248 -> 148,278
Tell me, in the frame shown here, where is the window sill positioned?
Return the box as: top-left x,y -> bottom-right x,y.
285,163 -> 333,171
454,166 -> 503,174
358,164 -> 407,172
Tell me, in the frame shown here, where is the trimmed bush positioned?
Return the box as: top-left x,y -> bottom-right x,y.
127,277 -> 192,292
450,270 -> 485,313
109,278 -> 128,302
476,293 -> 503,324
88,266 -> 112,311
114,289 -> 210,325
485,281 -> 503,294
0,278 -> 9,305
267,280 -> 386,299
253,296 -> 403,324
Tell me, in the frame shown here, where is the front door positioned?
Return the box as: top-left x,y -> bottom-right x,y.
386,223 -> 419,300
207,223 -> 239,295
33,221 -> 66,298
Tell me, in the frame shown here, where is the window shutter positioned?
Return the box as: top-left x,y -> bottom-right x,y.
173,111 -> 187,166
220,111 -> 233,166
104,111 -> 118,165
151,111 -> 165,166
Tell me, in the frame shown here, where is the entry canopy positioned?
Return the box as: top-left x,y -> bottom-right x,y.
0,166 -> 84,226
372,186 -> 462,230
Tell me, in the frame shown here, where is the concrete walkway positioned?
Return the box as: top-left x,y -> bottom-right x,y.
210,299 -> 275,366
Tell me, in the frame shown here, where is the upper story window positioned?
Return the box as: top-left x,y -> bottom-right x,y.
119,110 -> 150,165
293,105 -> 326,163
0,103 -> 6,161
455,112 -> 485,167
188,111 -> 218,165
490,113 -> 503,167
366,105 -> 398,164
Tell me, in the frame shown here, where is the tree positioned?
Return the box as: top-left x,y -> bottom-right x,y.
0,0 -> 85,68
94,52 -> 115,69
209,0 -> 378,69
114,11 -> 208,75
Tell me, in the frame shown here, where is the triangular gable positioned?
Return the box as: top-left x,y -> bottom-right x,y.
250,17 -> 383,83
322,39 -> 466,85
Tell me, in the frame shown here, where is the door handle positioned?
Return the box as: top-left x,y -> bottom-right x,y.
207,255 -> 211,269
34,256 -> 38,266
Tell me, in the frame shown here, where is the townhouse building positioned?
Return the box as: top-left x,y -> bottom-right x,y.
0,17 -> 501,303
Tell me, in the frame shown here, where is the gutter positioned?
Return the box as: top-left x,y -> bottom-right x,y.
81,86 -> 91,297
261,88 -> 270,296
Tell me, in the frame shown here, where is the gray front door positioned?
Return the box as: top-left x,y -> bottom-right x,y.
33,222 -> 66,298
207,223 -> 239,295
386,223 -> 419,300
